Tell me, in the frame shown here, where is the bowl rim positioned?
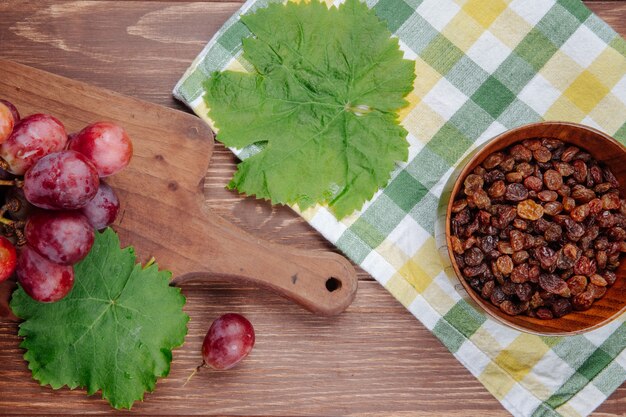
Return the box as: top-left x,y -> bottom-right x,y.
445,121 -> 626,336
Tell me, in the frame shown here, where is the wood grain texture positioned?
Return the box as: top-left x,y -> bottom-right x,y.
0,1 -> 625,416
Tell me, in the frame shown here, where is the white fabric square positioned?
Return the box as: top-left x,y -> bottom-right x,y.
422,78 -> 468,119
405,132 -> 425,166
361,250 -> 396,285
509,0 -> 555,26
398,39 -> 418,61
466,31 -> 512,74
456,340 -> 491,376
480,318 -> 520,349
433,271 -> 462,303
524,350 -> 576,393
613,75 -> 626,106
309,208 -> 347,244
415,0 -> 460,32
581,116 -> 603,131
584,316 -> 625,347
387,215 -> 429,257
518,74 -> 561,115
502,383 -> 543,417
565,383 -> 606,417
408,295 -> 440,330
475,121 -> 508,147
561,25 -> 607,68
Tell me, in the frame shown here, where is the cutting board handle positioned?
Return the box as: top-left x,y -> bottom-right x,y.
170,205 -> 358,316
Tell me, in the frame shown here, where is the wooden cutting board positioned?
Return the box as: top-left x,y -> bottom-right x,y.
0,59 -> 357,316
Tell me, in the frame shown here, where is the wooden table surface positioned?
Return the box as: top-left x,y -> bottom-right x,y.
0,1 -> 625,416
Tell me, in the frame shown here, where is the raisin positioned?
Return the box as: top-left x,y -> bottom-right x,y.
529,264 -> 541,283
571,185 -> 596,202
464,247 -> 484,267
477,210 -> 492,225
515,282 -> 533,302
488,180 -> 506,198
469,189 -> 491,209
572,159 -> 588,183
500,157 -> 516,172
542,138 -> 564,150
537,190 -> 557,202
473,166 -> 487,177
595,250 -> 607,270
496,255 -> 514,275
557,185 -> 571,198
530,291 -> 544,309
490,286 -> 507,305
604,167 -> 619,188
464,174 -> 484,196
453,208 -> 471,226
561,146 -> 580,162
594,182 -> 613,193
590,274 -> 608,287
533,146 -> 552,163
484,169 -> 505,184
570,204 -> 590,222
553,161 -> 574,177
565,221 -> 585,241
588,283 -> 607,299
574,256 -> 596,276
505,183 -> 529,201
588,198 -> 603,215
604,271 -> 617,286
608,227 -> 626,241
567,275 -> 587,296
510,230 -> 525,252
502,280 -> 517,295
544,202 -> 563,216
523,176 -> 543,192
535,307 -> 554,320
464,263 -> 488,278
544,170 -> 563,191
510,144 -> 532,162
544,223 -> 563,243
573,292 -> 594,310
602,192 -> 620,210
512,250 -> 529,265
505,172 -> 523,183
551,298 -> 573,317
450,236 -> 464,255
510,263 -> 530,283
536,246 -> 558,270
517,199 -> 544,221
597,211 -> 615,228
499,300 -> 529,316
483,152 -> 504,169
478,235 -> 497,254
497,241 -> 513,254
534,218 -> 551,233
499,206 -> 517,227
523,139 -> 542,151
516,162 -> 534,178
562,197 -> 576,212
590,165 -> 603,185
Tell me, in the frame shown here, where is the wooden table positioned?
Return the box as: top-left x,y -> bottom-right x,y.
0,1 -> 624,415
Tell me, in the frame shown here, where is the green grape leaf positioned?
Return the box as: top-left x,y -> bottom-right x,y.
204,0 -> 415,218
10,228 -> 189,409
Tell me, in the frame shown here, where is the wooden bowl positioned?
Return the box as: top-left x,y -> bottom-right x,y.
446,121 -> 626,335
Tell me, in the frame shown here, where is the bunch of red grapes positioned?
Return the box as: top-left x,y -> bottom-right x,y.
0,99 -> 132,303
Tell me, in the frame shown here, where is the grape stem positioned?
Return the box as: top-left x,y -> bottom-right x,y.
182,361 -> 206,387
0,179 -> 22,187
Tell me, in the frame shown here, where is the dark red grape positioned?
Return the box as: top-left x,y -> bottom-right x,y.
0,114 -> 67,174
0,99 -> 20,123
202,313 -> 255,370
70,122 -> 132,177
0,236 -> 17,282
16,245 -> 74,303
81,182 -> 120,229
25,211 -> 94,265
23,150 -> 99,210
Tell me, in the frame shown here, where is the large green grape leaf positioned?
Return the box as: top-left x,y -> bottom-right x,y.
10,228 -> 189,409
204,0 -> 415,218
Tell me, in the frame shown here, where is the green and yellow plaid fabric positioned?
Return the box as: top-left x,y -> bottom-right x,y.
175,0 -> 626,415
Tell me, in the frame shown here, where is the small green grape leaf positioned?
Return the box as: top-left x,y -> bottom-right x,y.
10,228 -> 189,409
204,0 -> 415,218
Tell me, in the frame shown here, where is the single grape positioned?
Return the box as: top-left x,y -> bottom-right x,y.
0,113 -> 67,175
16,245 -> 74,303
81,181 -> 120,229
202,313 -> 255,370
25,211 -> 94,265
24,150 -> 99,210
0,99 -> 20,123
0,236 -> 17,282
70,121 -> 132,177
0,102 -> 15,144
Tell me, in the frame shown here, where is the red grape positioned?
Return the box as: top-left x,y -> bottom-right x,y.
0,114 -> 67,175
25,211 -> 94,265
0,236 -> 17,282
81,182 -> 120,229
70,122 -> 132,177
202,313 -> 255,370
0,102 -> 15,144
16,245 -> 74,303
24,150 -> 99,210
0,100 -> 20,123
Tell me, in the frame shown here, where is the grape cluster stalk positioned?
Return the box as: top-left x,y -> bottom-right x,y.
0,99 -> 132,302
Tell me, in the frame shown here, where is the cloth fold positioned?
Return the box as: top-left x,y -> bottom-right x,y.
174,0 -> 626,415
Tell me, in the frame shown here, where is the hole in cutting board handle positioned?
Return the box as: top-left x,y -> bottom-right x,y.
325,277 -> 342,292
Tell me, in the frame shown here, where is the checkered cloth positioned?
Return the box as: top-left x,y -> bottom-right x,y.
174,0 -> 626,415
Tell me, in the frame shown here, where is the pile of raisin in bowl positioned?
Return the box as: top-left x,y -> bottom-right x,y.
449,138 -> 626,320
